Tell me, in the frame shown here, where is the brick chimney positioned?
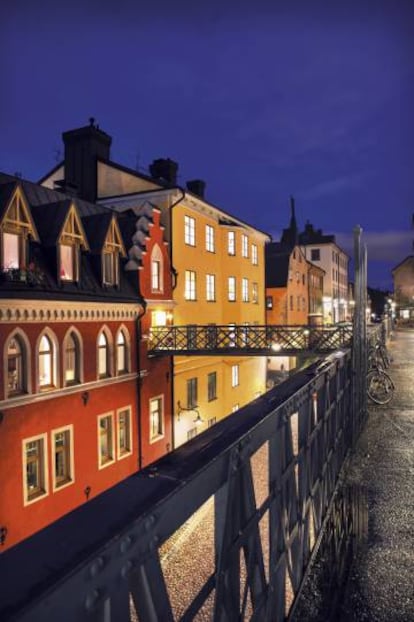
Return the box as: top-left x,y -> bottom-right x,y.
62,118 -> 112,202
149,158 -> 178,185
186,179 -> 206,199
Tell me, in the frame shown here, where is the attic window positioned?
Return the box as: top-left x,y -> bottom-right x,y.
102,218 -> 125,287
59,206 -> 87,282
1,188 -> 38,271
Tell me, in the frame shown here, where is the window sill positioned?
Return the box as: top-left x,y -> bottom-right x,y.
24,490 -> 48,506
150,433 -> 165,445
98,458 -> 115,470
53,478 -> 74,493
118,449 -> 133,460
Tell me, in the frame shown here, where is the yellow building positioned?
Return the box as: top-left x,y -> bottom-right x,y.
41,124 -> 270,448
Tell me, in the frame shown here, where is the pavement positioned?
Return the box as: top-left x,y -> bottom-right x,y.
339,328 -> 414,622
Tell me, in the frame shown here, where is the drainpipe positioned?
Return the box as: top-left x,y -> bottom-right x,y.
136,301 -> 147,471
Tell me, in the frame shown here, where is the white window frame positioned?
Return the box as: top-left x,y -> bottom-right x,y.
206,273 -> 216,301
51,425 -> 75,492
149,395 -> 164,443
22,432 -> 49,506
205,224 -> 215,253
228,231 -> 235,255
242,277 -> 249,302
231,364 -> 239,387
228,276 -> 236,302
251,244 -> 258,265
115,326 -> 130,375
252,282 -> 258,304
4,329 -> 31,398
117,406 -> 133,459
36,329 -> 59,392
63,327 -> 83,386
184,215 -> 196,246
98,412 -> 115,469
150,244 -> 163,293
241,234 -> 249,258
185,270 -> 197,300
97,327 -> 113,379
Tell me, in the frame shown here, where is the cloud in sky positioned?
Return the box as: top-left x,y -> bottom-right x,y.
336,230 -> 413,263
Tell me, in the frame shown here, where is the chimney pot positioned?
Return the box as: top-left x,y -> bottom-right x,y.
186,179 -> 206,198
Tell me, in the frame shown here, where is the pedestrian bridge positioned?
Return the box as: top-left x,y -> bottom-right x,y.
0,342 -> 367,622
147,323 -> 353,356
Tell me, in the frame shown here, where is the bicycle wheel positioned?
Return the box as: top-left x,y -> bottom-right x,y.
367,369 -> 394,404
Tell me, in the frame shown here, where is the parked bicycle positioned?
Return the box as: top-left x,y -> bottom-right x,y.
366,339 -> 394,405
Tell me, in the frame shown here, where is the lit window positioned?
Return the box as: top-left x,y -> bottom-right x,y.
98,331 -> 110,378
228,276 -> 236,301
64,332 -> 80,385
1,189 -> 37,272
252,282 -> 258,304
228,231 -> 235,255
242,278 -> 249,302
117,408 -> 132,457
53,427 -> 73,490
231,364 -> 239,387
24,434 -> 48,504
116,330 -> 128,374
60,244 -> 77,281
103,251 -> 118,286
208,371 -> 217,401
7,336 -> 25,396
184,215 -> 196,246
185,270 -> 196,300
241,234 -> 249,258
150,396 -> 164,441
102,216 -> 124,286
251,244 -> 258,265
152,310 -> 167,326
98,414 -> 114,467
206,273 -> 216,301
2,232 -> 20,269
187,377 -> 198,409
205,225 -> 215,252
38,334 -> 55,389
150,244 -> 163,292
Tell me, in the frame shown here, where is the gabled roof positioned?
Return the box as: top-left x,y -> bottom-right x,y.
0,182 -> 16,221
392,255 -> 414,273
265,244 -> 291,288
30,200 -> 71,246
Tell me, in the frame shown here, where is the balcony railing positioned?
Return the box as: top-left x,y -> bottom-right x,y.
147,323 -> 353,356
0,348 -> 364,622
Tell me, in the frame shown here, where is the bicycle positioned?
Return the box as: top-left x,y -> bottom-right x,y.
366,340 -> 394,404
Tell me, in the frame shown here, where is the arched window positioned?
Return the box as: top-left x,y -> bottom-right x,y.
98,331 -> 110,378
151,244 -> 163,293
64,331 -> 81,385
39,335 -> 54,389
116,331 -> 127,374
7,337 -> 23,395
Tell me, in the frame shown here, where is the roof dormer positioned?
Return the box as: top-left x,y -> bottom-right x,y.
102,216 -> 126,287
58,203 -> 89,282
0,183 -> 39,271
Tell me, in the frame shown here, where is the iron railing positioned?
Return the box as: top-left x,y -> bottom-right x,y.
1,348 -> 362,622
147,324 -> 353,356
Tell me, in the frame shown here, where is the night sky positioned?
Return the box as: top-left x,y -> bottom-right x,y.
1,1 -> 413,289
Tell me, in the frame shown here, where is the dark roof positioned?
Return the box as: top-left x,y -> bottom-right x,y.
391,255 -> 414,273
265,244 -> 291,288
298,221 -> 335,245
82,212 -> 114,253
0,182 -> 17,221
0,172 -> 142,304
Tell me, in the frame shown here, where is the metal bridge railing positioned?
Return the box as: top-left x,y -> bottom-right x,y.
147,324 -> 353,356
1,348 -> 363,622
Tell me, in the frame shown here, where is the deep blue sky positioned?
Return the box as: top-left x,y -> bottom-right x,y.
1,1 -> 413,289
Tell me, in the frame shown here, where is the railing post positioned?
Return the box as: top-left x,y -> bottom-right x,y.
352,225 -> 368,445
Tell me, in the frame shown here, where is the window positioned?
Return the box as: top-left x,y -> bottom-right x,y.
311,248 -> 320,261
185,270 -> 197,300
252,282 -> 258,304
184,215 -> 196,246
228,276 -> 236,301
64,332 -> 80,385
231,364 -> 239,387
187,377 -> 198,409
38,334 -> 55,389
98,414 -> 114,467
1,189 -> 38,271
150,397 -> 164,441
150,244 -> 163,292
116,330 -> 128,374
207,372 -> 217,401
98,331 -> 110,378
52,427 -> 73,490
251,244 -> 258,265
60,244 -> 76,281
266,295 -> 273,310
241,234 -> 249,258
23,434 -> 48,504
302,274 -> 305,285
117,408 -> 132,457
102,216 -> 125,286
187,427 -> 198,441
7,336 -> 24,395
297,296 -> 300,311
103,251 -> 118,286
206,274 -> 216,301
242,278 -> 249,302
228,231 -> 235,255
208,417 -> 217,428
205,225 -> 215,252
296,271 -> 300,283
290,295 -> 294,311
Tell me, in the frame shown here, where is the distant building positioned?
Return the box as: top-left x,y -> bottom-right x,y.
299,222 -> 349,323
392,255 -> 414,322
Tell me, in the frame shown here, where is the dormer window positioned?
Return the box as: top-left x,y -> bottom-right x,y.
58,205 -> 88,283
0,186 -> 39,272
102,217 -> 126,287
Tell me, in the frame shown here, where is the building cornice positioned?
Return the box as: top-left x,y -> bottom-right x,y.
0,299 -> 143,323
